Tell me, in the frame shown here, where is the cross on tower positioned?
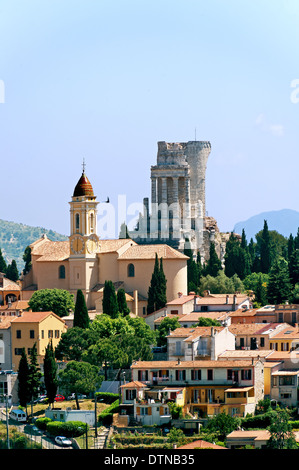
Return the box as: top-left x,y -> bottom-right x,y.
82,158 -> 86,174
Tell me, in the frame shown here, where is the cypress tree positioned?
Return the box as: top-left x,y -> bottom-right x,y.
22,246 -> 32,275
184,240 -> 200,292
289,249 -> 299,287
260,220 -> 272,273
102,280 -> 119,318
117,288 -> 130,316
288,234 -> 295,260
147,254 -> 167,314
6,260 -> 19,282
205,242 -> 222,277
73,289 -> 90,328
0,249 -> 7,274
17,348 -> 31,408
158,257 -> 167,308
44,341 -> 58,405
28,343 -> 42,402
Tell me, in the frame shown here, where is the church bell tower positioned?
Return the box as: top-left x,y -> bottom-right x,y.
69,163 -> 99,307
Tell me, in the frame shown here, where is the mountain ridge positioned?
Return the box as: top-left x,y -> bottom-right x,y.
233,208 -> 299,241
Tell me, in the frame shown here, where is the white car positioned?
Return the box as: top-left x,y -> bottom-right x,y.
55,436 -> 73,447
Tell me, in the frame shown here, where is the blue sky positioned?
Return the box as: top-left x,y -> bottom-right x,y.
0,0 -> 298,238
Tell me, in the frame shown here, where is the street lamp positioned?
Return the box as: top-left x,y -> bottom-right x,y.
0,394 -> 11,449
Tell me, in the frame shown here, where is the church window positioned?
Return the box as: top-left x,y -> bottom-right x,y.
59,265 -> 66,279
89,212 -> 94,233
75,213 -> 80,232
128,263 -> 135,277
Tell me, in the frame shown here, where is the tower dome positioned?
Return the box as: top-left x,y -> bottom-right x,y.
73,172 -> 95,198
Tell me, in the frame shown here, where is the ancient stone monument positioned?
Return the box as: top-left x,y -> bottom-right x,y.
130,140 -> 230,264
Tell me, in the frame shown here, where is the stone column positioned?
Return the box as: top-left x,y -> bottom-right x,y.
184,177 -> 191,220
151,177 -> 157,204
171,177 -> 180,239
160,177 -> 168,238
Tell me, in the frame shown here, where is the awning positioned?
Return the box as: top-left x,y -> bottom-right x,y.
225,386 -> 253,392
162,388 -> 184,392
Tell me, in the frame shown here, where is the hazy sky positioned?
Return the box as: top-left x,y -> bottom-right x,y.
0,0 -> 298,238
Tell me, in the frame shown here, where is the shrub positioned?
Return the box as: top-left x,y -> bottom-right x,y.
96,392 -> 119,404
241,411 -> 276,429
46,420 -> 89,437
36,417 -> 52,431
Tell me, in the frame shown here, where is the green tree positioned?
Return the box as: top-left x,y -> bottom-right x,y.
267,409 -> 297,449
0,248 -> 7,274
259,220 -> 272,273
204,242 -> 222,277
6,260 -> 19,282
117,288 -> 130,316
199,271 -> 244,295
73,289 -> 90,328
55,327 -> 98,362
17,348 -> 31,408
206,412 -> 240,441
156,316 -> 181,347
267,259 -> 292,304
22,246 -> 32,275
254,273 -> 268,306
43,341 -> 58,406
193,317 -> 221,327
184,240 -> 200,292
28,288 -> 75,318
28,343 -> 42,403
58,361 -> 101,410
147,254 -> 167,314
289,249 -> 299,287
102,280 -> 119,318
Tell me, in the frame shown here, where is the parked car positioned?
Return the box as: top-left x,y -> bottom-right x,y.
34,395 -> 47,403
67,393 -> 87,400
55,436 -> 73,447
54,394 -> 65,401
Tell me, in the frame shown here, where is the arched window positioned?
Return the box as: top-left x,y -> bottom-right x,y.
89,212 -> 94,233
59,265 -> 66,279
127,263 -> 135,277
75,213 -> 80,231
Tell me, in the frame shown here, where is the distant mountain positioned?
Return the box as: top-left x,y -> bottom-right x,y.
0,219 -> 68,272
233,209 -> 299,241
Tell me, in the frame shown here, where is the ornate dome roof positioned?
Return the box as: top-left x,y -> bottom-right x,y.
73,172 -> 95,197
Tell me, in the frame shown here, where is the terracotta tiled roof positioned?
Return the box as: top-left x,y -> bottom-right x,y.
0,300 -> 29,311
270,325 -> 299,339
120,381 -> 147,389
178,311 -> 230,323
218,350 -> 273,359
167,326 -> 224,341
178,440 -> 227,449
98,239 -> 136,253
31,238 -> 70,262
229,309 -> 258,317
0,316 -> 16,329
195,294 -> 248,305
118,244 -> 188,260
167,295 -> 195,305
131,360 -> 257,369
11,311 -> 65,324
228,323 -> 278,335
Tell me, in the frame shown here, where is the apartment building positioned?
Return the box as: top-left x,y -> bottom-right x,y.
127,359 -> 264,419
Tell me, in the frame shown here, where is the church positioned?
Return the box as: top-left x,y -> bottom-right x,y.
21,169 -> 188,316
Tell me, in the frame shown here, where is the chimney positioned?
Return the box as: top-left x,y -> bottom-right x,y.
178,292 -> 183,298
226,295 -> 229,305
177,358 -> 181,365
233,294 -> 237,311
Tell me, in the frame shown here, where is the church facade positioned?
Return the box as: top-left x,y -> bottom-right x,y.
21,170 -> 188,316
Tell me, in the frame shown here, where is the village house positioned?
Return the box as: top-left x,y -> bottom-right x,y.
125,358 -> 265,420
10,310 -> 67,371
166,326 -> 235,361
228,323 -> 290,350
193,293 -> 251,313
0,273 -> 21,307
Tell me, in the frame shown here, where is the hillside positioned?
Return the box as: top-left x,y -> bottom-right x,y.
0,219 -> 68,272
233,209 -> 299,241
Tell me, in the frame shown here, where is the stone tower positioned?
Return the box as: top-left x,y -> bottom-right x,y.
131,140 -> 212,255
